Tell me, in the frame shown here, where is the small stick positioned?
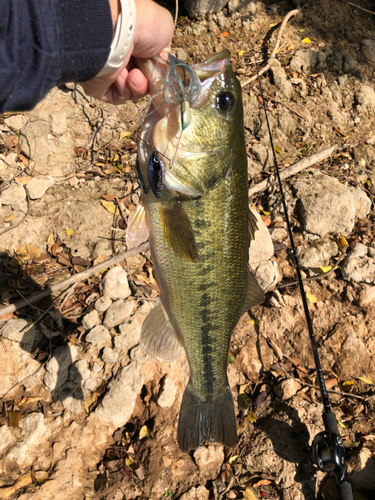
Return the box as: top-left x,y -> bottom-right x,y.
346,1 -> 375,15
241,9 -> 300,88
252,87 -> 308,121
248,145 -> 337,197
0,242 -> 150,317
0,187 -> 30,236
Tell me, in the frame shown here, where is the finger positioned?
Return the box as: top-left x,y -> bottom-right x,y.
127,68 -> 149,101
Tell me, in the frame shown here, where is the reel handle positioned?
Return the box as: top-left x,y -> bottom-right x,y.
337,482 -> 354,500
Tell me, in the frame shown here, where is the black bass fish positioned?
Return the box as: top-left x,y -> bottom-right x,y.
126,50 -> 265,452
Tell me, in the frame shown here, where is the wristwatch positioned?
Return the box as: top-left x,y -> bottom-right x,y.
97,0 -> 137,76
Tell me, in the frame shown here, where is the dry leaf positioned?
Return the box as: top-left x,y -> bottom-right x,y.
139,425 -> 149,440
325,378 -> 338,390
0,312 -> 13,321
34,471 -> 49,483
342,380 -> 353,386
306,292 -> 317,303
102,194 -> 116,202
119,131 -> 132,139
8,410 -> 21,427
247,411 -> 256,423
66,229 -> 75,236
239,383 -> 250,394
125,455 -> 139,472
298,28 -> 305,32
228,455 -> 238,464
253,479 -> 272,487
243,489 -> 258,500
320,266 -> 332,273
302,37 -> 312,43
238,50 -> 245,56
273,146 -> 281,153
247,318 -> 261,325
3,214 -> 14,222
0,472 -> 32,498
15,176 -> 31,184
101,200 -> 117,215
218,31 -> 229,37
354,376 -> 374,385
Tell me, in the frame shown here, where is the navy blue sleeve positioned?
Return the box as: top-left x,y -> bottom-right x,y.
0,0 -> 113,112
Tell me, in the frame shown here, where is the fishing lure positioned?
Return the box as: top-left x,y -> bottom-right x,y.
136,135 -> 168,198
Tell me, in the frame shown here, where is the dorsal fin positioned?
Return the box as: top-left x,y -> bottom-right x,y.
248,208 -> 259,242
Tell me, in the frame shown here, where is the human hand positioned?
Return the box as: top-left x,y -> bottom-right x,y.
81,0 -> 173,104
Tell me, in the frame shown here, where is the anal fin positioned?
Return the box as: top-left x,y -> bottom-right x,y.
140,299 -> 182,362
241,269 -> 265,314
160,201 -> 198,261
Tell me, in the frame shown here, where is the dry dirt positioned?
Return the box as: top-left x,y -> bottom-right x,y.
1,1 -> 375,499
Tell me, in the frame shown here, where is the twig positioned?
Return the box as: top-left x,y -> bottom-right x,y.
0,187 -> 30,236
345,1 -> 375,15
277,243 -> 349,289
251,87 -> 308,121
0,242 -> 150,317
241,9 -> 300,88
111,203 -> 118,255
174,0 -> 179,27
248,145 -> 337,197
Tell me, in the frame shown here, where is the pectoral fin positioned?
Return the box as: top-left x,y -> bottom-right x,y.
248,208 -> 259,242
241,270 -> 265,314
160,201 -> 198,261
140,299 -> 182,362
126,201 -> 149,249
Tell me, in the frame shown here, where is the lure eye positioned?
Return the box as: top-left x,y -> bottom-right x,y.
216,91 -> 234,111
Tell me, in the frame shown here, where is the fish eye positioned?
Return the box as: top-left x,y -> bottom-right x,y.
216,91 -> 234,111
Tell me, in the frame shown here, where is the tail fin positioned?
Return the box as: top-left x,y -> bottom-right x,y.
177,385 -> 237,452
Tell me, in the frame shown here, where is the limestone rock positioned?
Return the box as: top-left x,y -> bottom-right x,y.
348,447 -> 375,495
1,318 -> 41,353
62,397 -> 83,415
4,114 -> 27,130
179,486 -> 210,500
100,267 -> 131,300
348,186 -> 372,219
269,63 -> 293,99
19,109 -> 49,169
249,144 -> 272,170
82,310 -> 100,330
103,300 -> 137,328
356,85 -> 375,112
95,362 -> 145,427
290,49 -> 318,75
50,113 -> 67,135
291,170 -> 357,236
341,243 -> 375,284
227,0 -> 258,15
326,325 -> 371,379
26,176 -> 54,199
357,285 -> 375,307
43,344 -> 78,391
114,320 -> 142,352
94,296 -> 112,313
194,445 -> 224,479
0,425 -> 17,454
297,238 -> 338,269
249,209 -> 274,266
101,347 -> 119,363
6,413 -> 48,465
182,0 -> 227,16
251,260 -> 280,291
85,325 -> 111,347
0,182 -> 26,207
274,379 -> 301,400
69,360 -> 90,382
361,39 -> 375,67
157,377 -> 178,408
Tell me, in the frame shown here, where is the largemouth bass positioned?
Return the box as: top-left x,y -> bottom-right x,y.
127,50 -> 265,452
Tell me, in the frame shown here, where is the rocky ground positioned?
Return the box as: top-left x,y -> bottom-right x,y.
1,0 -> 375,499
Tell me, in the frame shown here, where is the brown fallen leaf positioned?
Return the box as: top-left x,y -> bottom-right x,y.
0,472 -> 32,498
8,410 -> 21,427
253,479 -> 272,487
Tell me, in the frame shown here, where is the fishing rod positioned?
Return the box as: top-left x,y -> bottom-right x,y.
254,63 -> 354,500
